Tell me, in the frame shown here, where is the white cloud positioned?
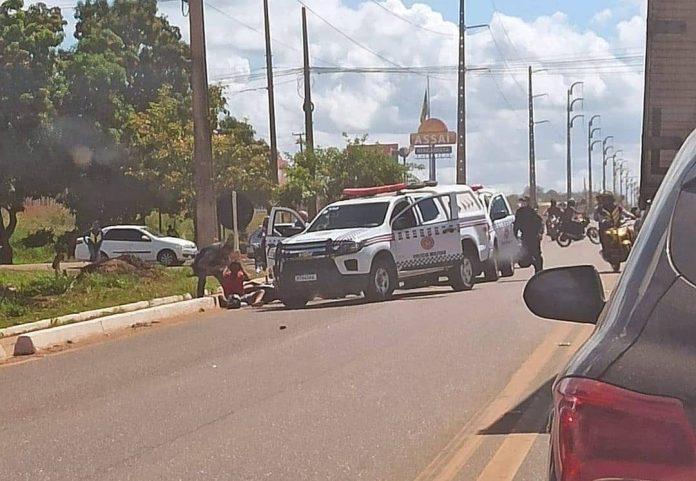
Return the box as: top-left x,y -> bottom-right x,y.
47,0 -> 647,195
591,9 -> 613,26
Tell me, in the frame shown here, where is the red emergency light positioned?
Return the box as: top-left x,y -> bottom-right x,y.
471,184 -> 484,192
342,183 -> 408,198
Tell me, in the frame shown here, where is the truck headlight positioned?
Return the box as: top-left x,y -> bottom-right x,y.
331,240 -> 364,256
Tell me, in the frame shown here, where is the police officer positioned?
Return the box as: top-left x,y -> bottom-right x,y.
594,192 -> 634,251
84,221 -> 104,262
514,196 -> 544,273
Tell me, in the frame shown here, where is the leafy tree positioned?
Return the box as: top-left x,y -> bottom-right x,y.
278,136 -> 409,208
124,86 -> 274,215
0,0 -> 65,264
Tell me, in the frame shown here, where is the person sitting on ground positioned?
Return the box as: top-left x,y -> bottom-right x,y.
219,253 -> 268,309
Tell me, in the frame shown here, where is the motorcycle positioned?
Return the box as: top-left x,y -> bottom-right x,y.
587,225 -> 601,245
601,222 -> 635,272
546,214 -> 561,241
556,217 -> 591,248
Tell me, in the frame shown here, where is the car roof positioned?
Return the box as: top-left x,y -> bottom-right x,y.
103,225 -> 148,230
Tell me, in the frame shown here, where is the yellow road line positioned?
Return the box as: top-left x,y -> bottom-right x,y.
413,323 -> 580,481
473,327 -> 591,481
475,434 -> 538,481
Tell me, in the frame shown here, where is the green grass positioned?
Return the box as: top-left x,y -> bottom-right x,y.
6,204 -> 75,265
0,268 -> 218,329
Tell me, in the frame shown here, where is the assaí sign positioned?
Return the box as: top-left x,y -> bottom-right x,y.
409,118 -> 457,146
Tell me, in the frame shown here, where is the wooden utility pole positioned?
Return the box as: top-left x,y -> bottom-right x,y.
528,67 -> 537,208
301,7 -> 316,215
456,0 -> 466,184
188,0 -> 217,246
263,0 -> 279,184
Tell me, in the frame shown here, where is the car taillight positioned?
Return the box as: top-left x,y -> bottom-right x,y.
554,377 -> 696,481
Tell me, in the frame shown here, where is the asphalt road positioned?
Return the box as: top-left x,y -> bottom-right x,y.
0,240 -> 614,481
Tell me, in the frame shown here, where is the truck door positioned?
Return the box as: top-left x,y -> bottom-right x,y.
490,194 -> 515,252
391,194 -> 461,273
266,207 -> 306,268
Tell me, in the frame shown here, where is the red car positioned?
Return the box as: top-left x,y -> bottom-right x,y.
524,130 -> 696,480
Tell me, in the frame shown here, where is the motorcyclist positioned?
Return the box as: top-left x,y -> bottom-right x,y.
594,192 -> 635,250
560,199 -> 584,238
544,199 -> 562,239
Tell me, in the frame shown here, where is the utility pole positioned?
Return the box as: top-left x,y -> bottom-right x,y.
566,82 -> 584,201
292,132 -> 305,154
602,136 -> 614,192
611,150 -> 623,195
588,115 -> 601,210
527,67 -> 549,209
263,0 -> 279,185
301,7 -> 316,215
188,0 -> 217,246
456,0 -> 466,184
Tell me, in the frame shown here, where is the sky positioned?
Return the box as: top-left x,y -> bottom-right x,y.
49,0 -> 649,195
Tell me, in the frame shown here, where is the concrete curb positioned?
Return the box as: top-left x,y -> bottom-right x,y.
0,294 -> 194,339
14,296 -> 217,356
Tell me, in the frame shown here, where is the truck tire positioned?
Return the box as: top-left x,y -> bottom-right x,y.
449,252 -> 475,291
500,257 -> 515,277
280,296 -> 310,309
482,252 -> 500,282
364,256 -> 397,302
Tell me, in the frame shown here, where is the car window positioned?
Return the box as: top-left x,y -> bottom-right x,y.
670,176 -> 696,284
390,199 -> 411,222
392,203 -> 418,230
491,195 -> 510,217
417,197 -> 448,224
104,229 -> 132,242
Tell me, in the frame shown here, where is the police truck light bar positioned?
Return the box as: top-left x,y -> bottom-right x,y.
342,181 -> 439,198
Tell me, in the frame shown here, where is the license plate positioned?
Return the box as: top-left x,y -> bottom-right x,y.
295,273 -> 317,282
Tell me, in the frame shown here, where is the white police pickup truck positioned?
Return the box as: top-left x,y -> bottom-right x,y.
472,185 -> 518,279
265,183 -> 493,308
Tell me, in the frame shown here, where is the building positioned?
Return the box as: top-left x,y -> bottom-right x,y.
641,0 -> 696,205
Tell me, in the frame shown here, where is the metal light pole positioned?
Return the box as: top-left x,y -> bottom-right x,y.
528,66 -> 549,209
611,150 -> 624,195
602,136 -> 614,191
456,0 -> 466,184
566,82 -> 584,200
588,115 -> 601,209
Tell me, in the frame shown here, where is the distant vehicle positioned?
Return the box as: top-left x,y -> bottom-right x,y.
472,185 -> 517,278
267,182 -> 492,308
524,129 -> 696,481
75,225 -> 198,266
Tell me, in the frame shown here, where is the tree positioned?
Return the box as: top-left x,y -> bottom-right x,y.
124,86 -> 274,215
0,0 -> 65,264
278,136 -> 409,208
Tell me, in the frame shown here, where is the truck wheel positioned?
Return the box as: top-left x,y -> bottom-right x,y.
450,253 -> 475,291
281,296 -> 310,309
365,256 -> 397,302
500,257 -> 515,278
483,253 -> 500,282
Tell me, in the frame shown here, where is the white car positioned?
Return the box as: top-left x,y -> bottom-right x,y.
472,186 -> 518,278
75,225 -> 198,266
265,182 -> 493,308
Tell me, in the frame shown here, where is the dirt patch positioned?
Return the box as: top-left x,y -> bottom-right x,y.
80,255 -> 158,277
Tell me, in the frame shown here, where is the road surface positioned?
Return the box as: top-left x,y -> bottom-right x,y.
0,240 -> 613,481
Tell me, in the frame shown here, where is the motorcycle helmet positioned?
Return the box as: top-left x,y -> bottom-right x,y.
568,199 -> 576,208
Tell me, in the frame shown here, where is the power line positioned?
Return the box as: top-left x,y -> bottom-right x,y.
297,0 -> 414,72
204,1 -> 341,68
366,0 -> 453,37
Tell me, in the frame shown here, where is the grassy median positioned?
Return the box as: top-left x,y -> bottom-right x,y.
0,267 -> 216,329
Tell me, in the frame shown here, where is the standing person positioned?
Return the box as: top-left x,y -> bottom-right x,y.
256,216 -> 270,271
192,238 -> 236,298
295,210 -> 309,228
514,196 -> 544,273
166,224 -> 178,237
84,221 -> 104,263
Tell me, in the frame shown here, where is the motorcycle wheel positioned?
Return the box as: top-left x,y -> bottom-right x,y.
556,233 -> 572,248
611,263 -> 621,273
587,227 -> 601,245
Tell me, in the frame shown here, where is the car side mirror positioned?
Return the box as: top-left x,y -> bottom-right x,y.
523,265 -> 605,324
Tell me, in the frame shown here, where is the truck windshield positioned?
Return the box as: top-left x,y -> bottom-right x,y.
308,202 -> 390,232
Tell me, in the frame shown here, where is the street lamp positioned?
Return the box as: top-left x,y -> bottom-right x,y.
566,82 -> 584,201
588,115 -> 601,209
611,150 -> 624,194
602,136 -> 614,191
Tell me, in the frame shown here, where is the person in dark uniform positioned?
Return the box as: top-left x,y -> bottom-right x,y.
84,221 -> 104,262
514,196 -> 544,273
